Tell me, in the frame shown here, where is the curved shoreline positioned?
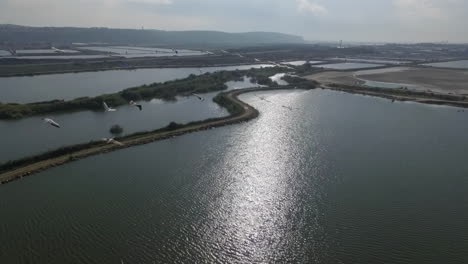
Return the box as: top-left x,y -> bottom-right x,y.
0,86 -> 300,185
304,70 -> 468,109
327,86 -> 468,108
321,84 -> 468,108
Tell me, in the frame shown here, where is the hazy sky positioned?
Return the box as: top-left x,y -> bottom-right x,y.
1,0 -> 467,43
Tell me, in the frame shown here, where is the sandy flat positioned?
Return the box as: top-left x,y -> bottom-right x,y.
305,71 -> 364,86
307,67 -> 468,95
357,68 -> 468,94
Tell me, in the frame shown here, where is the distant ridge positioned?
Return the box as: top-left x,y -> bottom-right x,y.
0,24 -> 304,48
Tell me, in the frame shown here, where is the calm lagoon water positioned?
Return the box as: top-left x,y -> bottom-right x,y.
0,73 -> 264,163
316,62 -> 383,70
15,49 -> 79,54
283,60 -> 323,66
355,67 -> 408,75
0,92 -> 227,163
0,47 -> 207,60
1,89 -> 468,263
0,55 -> 110,60
424,60 -> 468,69
0,50 -> 11,56
363,80 -> 416,89
0,64 -> 272,103
332,58 -> 410,65
79,46 -> 209,57
225,76 -> 262,90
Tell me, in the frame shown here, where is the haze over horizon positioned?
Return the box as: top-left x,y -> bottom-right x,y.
0,0 -> 467,43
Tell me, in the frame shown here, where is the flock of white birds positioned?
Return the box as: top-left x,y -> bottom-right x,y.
40,53 -> 293,149
42,95 -> 205,147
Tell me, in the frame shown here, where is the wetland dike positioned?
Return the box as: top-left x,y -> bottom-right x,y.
0,85 -> 310,184
0,64 -> 316,184
2,61 -> 468,184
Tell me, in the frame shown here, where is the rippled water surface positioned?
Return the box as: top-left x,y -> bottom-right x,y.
1,90 -> 468,263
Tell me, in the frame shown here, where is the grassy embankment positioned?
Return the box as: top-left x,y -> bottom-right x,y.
0,83 -> 317,184
0,66 -> 307,120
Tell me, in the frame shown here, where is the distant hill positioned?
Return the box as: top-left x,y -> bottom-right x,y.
0,25 -> 304,48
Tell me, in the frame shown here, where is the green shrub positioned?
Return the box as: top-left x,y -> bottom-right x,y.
110,124 -> 124,135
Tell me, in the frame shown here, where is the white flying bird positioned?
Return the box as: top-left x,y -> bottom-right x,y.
51,47 -> 66,53
42,118 -> 61,128
129,100 -> 143,111
103,102 -> 117,112
101,137 -> 124,146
